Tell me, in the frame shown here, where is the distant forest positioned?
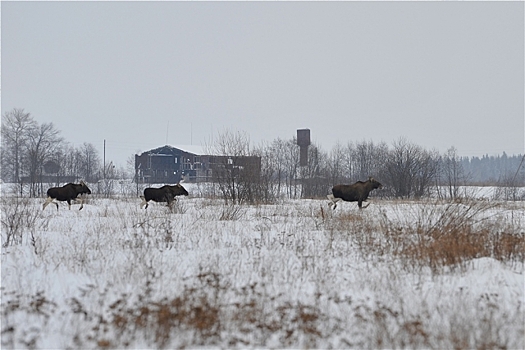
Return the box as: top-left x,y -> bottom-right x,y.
460,153 -> 524,185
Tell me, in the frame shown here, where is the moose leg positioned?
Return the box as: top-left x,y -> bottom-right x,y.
357,196 -> 372,209
165,194 -> 175,210
42,197 -> 54,211
358,199 -> 371,209
67,199 -> 72,210
139,196 -> 148,209
327,194 -> 341,210
167,197 -> 177,212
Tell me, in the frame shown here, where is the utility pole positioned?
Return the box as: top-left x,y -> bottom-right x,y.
103,139 -> 106,180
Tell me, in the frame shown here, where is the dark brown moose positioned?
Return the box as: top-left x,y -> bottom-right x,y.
328,177 -> 383,209
140,182 -> 189,209
43,181 -> 92,211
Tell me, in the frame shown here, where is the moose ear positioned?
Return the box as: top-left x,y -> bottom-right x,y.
369,177 -> 373,181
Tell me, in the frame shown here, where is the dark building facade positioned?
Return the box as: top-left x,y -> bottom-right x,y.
135,145 -> 261,184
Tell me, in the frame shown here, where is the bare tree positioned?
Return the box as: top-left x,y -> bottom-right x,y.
384,138 -> 439,199
26,122 -> 64,197
251,141 -> 279,203
441,147 -> 467,199
283,138 -> 300,199
1,109 -> 104,196
354,140 -> 376,180
350,140 -> 389,181
77,142 -> 101,182
45,143 -> 75,186
326,142 -> 346,186
207,130 -> 257,204
300,143 -> 328,198
413,148 -> 440,198
1,109 -> 37,184
268,138 -> 288,198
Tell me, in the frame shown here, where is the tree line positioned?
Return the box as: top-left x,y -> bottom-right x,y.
1,109 -> 119,196
206,130 -> 524,204
2,108 -> 523,201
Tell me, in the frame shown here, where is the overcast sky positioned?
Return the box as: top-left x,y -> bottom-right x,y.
2,1 -> 524,167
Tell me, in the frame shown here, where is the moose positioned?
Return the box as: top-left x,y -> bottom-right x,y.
42,181 -> 92,211
140,182 -> 189,209
328,177 -> 383,210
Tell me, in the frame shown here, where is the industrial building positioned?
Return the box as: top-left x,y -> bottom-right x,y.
134,145 -> 261,183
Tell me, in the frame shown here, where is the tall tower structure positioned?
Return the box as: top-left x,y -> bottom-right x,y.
297,129 -> 311,167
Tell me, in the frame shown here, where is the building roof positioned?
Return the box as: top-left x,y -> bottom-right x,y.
137,144 -> 208,156
172,144 -> 207,155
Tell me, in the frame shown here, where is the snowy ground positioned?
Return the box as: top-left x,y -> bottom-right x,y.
1,186 -> 524,349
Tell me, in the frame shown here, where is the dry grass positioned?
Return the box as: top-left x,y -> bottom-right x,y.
331,198 -> 524,273
60,271 -> 329,349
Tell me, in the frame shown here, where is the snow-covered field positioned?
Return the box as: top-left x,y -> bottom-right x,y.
1,185 -> 524,349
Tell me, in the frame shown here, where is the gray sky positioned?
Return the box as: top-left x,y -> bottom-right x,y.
2,1 -> 524,167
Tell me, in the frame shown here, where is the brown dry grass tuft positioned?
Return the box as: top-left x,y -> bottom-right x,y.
91,271 -> 329,348
332,199 -> 524,273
